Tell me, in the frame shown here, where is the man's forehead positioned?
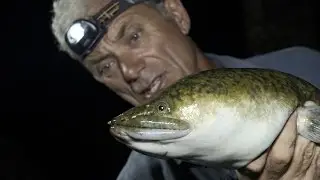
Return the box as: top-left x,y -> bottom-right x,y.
87,0 -> 143,17
87,0 -> 118,16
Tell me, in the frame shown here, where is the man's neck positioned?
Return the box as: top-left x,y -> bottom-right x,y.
195,47 -> 216,72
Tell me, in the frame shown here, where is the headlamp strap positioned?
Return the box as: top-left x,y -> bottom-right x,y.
92,0 -> 134,27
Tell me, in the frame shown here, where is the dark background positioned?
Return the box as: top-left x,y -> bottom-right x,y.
2,0 -> 319,179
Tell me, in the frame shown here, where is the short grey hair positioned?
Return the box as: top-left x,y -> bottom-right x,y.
51,0 -> 164,60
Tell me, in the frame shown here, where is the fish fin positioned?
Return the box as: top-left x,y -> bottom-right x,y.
297,101 -> 320,144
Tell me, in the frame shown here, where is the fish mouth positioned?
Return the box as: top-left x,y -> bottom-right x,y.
108,116 -> 191,141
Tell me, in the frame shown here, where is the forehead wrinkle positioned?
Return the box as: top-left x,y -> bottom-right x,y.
85,39 -> 110,62
89,16 -> 140,58
99,40 -> 111,53
86,0 -> 112,16
106,13 -> 140,41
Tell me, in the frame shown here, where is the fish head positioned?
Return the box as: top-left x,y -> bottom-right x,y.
110,98 -> 191,139
108,91 -> 211,160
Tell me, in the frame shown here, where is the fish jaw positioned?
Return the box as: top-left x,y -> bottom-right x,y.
109,115 -> 192,141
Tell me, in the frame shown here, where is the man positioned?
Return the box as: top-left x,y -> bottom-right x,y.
51,0 -> 320,179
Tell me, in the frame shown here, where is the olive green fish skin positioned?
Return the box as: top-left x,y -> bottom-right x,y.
110,68 -> 320,168
112,68 -> 319,129
160,68 -> 319,110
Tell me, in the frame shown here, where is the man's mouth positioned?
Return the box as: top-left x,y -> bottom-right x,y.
142,74 -> 164,99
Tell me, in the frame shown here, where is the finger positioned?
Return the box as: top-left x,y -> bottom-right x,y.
305,146 -> 320,180
237,151 -> 269,179
317,147 -> 320,179
281,136 -> 316,179
289,136 -> 315,178
244,151 -> 269,173
259,111 -> 298,179
303,146 -> 320,180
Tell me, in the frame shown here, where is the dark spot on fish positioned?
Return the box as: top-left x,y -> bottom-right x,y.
249,87 -> 258,100
254,85 -> 261,92
234,79 -> 241,84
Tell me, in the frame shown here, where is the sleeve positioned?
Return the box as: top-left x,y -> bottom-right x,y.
116,151 -> 191,180
116,151 -> 159,180
245,46 -> 320,88
116,151 -> 238,180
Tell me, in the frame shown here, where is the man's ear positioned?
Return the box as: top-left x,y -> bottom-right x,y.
164,0 -> 190,35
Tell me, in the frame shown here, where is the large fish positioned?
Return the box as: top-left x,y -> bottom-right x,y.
108,68 -> 320,169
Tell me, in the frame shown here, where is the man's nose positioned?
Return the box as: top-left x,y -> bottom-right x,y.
119,54 -> 145,83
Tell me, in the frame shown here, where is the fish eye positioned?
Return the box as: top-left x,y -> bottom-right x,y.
155,101 -> 170,113
158,105 -> 165,111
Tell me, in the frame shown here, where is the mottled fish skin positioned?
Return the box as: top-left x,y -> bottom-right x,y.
161,68 -> 319,110
115,68 -> 319,126
109,68 -> 320,168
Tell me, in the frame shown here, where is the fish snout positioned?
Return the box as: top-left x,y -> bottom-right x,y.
108,114 -> 130,127
108,115 -> 192,141
107,119 -> 117,126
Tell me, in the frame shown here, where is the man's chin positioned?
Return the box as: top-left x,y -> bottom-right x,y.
122,95 -> 151,106
133,97 -> 155,106
141,92 -> 163,104
118,83 -> 167,106
127,91 -> 162,105
116,93 -> 141,107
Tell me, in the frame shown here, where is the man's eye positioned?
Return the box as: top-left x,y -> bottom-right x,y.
99,62 -> 113,76
130,32 -> 141,43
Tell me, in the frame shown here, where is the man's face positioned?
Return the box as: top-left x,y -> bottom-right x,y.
83,1 -> 197,106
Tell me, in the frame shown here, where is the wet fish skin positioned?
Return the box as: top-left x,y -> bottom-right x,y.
109,68 -> 320,169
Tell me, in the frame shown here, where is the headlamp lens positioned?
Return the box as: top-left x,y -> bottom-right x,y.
65,20 -> 101,58
67,23 -> 86,44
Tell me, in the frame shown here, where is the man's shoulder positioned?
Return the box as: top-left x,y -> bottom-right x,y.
207,46 -> 320,66
247,46 -> 320,87
206,46 -> 320,87
117,151 -> 238,180
245,46 -> 320,63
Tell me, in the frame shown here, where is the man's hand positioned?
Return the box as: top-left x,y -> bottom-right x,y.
237,111 -> 320,180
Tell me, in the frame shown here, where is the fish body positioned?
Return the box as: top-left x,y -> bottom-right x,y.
109,68 -> 320,169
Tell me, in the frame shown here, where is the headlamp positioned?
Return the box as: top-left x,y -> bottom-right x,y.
65,0 -> 146,60
65,19 -> 102,59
